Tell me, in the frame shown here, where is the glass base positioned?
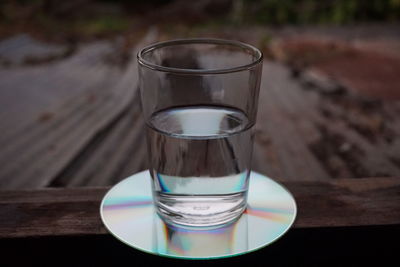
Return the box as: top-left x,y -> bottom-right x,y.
100,170 -> 297,260
154,191 -> 247,227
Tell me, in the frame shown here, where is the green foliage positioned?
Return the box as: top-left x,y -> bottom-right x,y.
75,16 -> 130,36
0,0 -> 131,39
241,0 -> 400,25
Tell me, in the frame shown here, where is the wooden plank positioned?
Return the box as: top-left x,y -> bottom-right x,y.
117,131 -> 148,182
293,177 -> 400,228
0,177 -> 398,238
252,128 -> 286,180
0,29 -> 157,189
0,41 -> 114,132
253,61 -> 400,180
0,34 -> 68,65
0,66 -> 121,189
49,108 -> 135,187
84,105 -> 145,186
295,67 -> 400,178
0,44 -> 117,159
301,80 -> 400,177
53,95 -> 146,187
253,62 -> 330,181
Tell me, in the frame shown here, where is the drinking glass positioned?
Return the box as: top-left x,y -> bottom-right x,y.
137,39 -> 262,227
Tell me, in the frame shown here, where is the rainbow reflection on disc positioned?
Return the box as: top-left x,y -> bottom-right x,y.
100,170 -> 297,259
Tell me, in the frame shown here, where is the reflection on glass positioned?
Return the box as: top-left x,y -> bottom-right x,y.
153,212 -> 248,258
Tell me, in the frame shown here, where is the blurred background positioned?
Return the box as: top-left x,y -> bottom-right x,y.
0,0 -> 399,189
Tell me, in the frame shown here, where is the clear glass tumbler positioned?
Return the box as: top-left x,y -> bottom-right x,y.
137,39 -> 262,227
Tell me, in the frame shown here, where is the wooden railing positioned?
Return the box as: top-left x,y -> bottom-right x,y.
0,177 -> 399,265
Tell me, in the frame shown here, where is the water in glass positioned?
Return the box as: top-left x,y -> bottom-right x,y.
147,105 -> 253,226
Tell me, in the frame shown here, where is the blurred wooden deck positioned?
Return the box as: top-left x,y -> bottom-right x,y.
0,31 -> 400,189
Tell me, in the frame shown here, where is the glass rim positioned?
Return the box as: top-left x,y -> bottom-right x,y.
137,38 -> 263,74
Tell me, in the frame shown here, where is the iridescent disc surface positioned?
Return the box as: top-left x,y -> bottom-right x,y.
100,170 -> 297,259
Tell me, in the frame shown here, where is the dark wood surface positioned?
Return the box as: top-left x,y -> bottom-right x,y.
1,176 -> 399,239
